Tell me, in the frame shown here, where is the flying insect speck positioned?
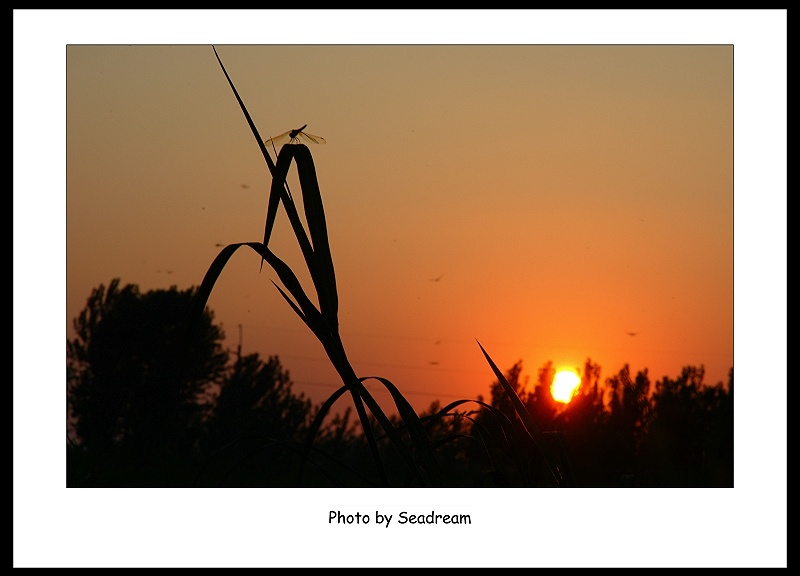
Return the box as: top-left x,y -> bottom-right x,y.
264,124 -> 326,148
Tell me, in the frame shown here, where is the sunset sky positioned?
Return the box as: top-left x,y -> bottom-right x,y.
15,10 -> 786,568
65,42 -> 735,415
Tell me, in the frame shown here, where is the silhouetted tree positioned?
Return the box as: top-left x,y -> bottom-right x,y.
489,360 -> 528,419
206,353 -> 312,445
481,358 -> 733,487
637,365 -> 733,486
547,358 -> 611,486
525,360 -> 559,426
67,279 -> 229,486
67,279 -> 347,487
598,364 -> 652,483
197,352 -> 315,486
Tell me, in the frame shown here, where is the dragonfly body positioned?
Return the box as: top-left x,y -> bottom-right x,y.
265,124 -> 326,147
288,124 -> 308,141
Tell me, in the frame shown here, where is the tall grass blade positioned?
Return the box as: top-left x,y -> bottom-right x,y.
428,398 -> 533,485
183,242 -> 243,385
209,48 -> 337,342
361,376 -> 445,485
186,242 -> 325,358
543,431 -> 579,487
212,45 -> 290,272
186,243 -> 389,485
297,384 -> 350,485
292,145 -> 339,329
264,146 -> 308,251
207,46 -> 448,487
247,242 -> 325,331
347,378 -> 429,486
476,340 -> 565,486
267,146 -> 338,331
212,45 -> 276,176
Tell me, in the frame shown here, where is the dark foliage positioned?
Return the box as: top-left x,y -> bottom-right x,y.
478,359 -> 734,487
67,281 -> 733,487
67,279 -> 229,486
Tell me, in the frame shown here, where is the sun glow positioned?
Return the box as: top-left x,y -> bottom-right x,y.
551,370 -> 580,404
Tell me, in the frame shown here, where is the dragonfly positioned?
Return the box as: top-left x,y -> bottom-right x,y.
264,124 -> 327,148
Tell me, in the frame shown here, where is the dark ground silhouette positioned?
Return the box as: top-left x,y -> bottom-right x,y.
67,280 -> 733,488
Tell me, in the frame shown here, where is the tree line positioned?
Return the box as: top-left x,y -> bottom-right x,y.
67,280 -> 732,487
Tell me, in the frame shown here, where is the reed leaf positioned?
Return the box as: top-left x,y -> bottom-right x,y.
247,242 -> 325,330
270,146 -> 339,331
296,384 -> 351,486
212,45 -> 276,176
186,242 -> 390,485
268,147 -> 314,254
291,144 -> 339,328
361,376 -> 445,486
347,378 -> 429,487
427,398 -> 533,485
185,242 -> 324,363
212,45 -> 294,274
543,431 -> 579,488
476,340 -> 565,486
204,46 -> 461,487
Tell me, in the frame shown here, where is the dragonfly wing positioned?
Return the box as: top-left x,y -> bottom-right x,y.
264,130 -> 292,146
298,132 -> 326,145
266,129 -> 326,146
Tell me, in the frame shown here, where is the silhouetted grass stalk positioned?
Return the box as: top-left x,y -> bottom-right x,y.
478,340 -> 573,486
186,47 -> 446,486
187,46 -> 567,487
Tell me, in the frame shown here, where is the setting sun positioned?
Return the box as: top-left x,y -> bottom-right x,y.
551,370 -> 581,403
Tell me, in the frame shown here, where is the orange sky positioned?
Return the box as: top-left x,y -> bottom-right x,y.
65,43 -> 734,414
15,10 -> 786,568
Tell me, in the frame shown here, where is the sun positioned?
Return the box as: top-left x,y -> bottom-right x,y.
551,369 -> 581,403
